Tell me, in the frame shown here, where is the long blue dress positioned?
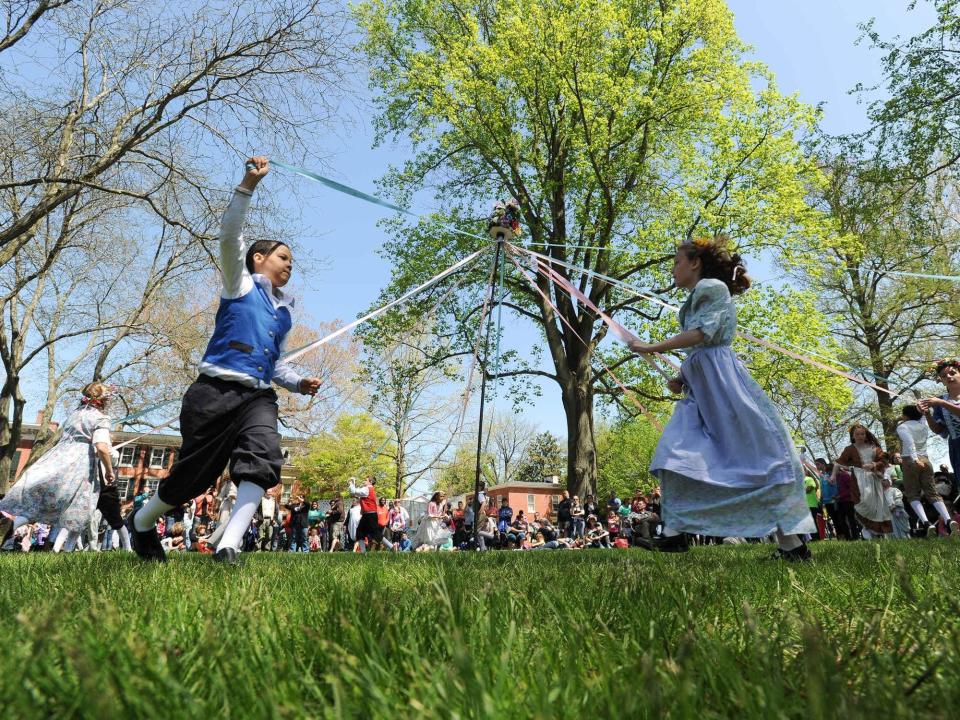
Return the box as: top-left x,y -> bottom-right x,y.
650,279 -> 816,537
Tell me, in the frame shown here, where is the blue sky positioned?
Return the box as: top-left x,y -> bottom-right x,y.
266,0 -> 936,440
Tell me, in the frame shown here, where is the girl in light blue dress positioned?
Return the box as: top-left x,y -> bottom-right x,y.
628,236 -> 815,560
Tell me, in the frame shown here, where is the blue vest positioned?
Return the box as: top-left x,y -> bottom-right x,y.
202,284 -> 292,385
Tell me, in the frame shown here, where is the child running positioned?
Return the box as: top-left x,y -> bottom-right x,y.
128,156 -> 321,563
919,358 -> 960,534
0,382 -> 119,552
628,235 -> 815,560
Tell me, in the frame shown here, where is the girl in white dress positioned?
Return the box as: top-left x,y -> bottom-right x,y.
831,425 -> 892,538
412,492 -> 451,550
0,383 -> 116,552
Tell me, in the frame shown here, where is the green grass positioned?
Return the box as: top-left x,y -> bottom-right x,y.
1,542 -> 959,719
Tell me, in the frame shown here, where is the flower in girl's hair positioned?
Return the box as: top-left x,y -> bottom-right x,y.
929,357 -> 960,378
692,235 -> 713,248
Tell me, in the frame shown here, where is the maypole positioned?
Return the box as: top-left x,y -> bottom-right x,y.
471,200 -> 521,548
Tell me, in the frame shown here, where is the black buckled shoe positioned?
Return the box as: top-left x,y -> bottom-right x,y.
770,543 -> 812,562
212,546 -> 239,565
636,533 -> 689,553
127,508 -> 166,562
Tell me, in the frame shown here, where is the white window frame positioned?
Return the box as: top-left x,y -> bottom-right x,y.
281,447 -> 292,465
144,478 -> 160,494
115,477 -> 129,499
148,447 -> 173,469
527,494 -> 536,514
118,446 -> 136,467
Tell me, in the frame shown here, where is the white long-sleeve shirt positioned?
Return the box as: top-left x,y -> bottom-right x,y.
197,187 -> 303,392
896,419 -> 929,461
348,480 -> 370,498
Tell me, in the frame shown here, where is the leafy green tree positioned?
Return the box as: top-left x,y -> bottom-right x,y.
857,0 -> 960,185
294,413 -> 393,497
357,0 -> 837,497
434,443 -> 495,497
516,431 -> 565,484
792,151 -> 960,449
595,416 -> 660,501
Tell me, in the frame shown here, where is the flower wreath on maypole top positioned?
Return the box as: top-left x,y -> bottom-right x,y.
928,357 -> 960,379
487,198 -> 522,241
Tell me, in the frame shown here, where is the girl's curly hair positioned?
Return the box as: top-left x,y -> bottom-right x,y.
679,234 -> 751,295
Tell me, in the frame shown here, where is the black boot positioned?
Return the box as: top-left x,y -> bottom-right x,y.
636,533 -> 689,553
127,508 -> 166,562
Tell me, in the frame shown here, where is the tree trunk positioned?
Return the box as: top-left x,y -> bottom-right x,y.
562,372 -> 597,499
394,444 -> 406,500
0,375 -> 25,494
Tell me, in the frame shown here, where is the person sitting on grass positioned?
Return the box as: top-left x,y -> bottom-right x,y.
527,531 -> 546,549
161,523 -> 186,552
497,498 -> 513,542
477,514 -> 498,551
509,511 -> 528,545
585,515 -> 611,548
395,531 -> 412,552
606,510 -> 621,543
308,527 -> 322,552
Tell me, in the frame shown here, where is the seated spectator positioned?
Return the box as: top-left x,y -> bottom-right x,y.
509,511 -> 528,544
628,498 -> 660,542
396,532 -> 412,552
478,515 -> 498,551
585,515 -> 611,548
308,527 -> 322,552
192,524 -> 213,553
538,515 -> 558,542
606,510 -> 621,541
527,531 -> 546,549
497,499 -> 514,540
161,522 -> 186,552
452,518 -> 469,549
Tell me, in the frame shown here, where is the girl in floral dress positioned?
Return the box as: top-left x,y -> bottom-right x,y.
0,382 -> 115,552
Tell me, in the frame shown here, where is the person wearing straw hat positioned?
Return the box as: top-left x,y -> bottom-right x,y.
628,235 -> 815,560
127,157 -> 321,564
0,382 -> 117,552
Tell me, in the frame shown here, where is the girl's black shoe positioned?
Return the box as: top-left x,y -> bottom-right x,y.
636,533 -> 689,553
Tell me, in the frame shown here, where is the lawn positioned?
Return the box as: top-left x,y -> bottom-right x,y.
1,541 -> 958,719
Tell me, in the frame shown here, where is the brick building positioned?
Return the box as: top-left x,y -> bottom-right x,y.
483,480 -> 564,520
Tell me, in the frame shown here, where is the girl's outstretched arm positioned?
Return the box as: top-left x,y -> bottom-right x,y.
629,329 -> 705,354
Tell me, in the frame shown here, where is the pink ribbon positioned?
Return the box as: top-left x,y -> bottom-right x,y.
504,249 -> 663,431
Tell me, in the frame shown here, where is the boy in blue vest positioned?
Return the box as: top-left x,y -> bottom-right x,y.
128,156 -> 321,563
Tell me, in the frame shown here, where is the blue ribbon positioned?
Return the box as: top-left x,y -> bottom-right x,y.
114,398 -> 180,425
885,270 -> 960,282
271,159 -> 489,243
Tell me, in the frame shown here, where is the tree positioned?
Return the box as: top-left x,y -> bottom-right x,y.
434,443 -> 494,498
487,413 -> 536,485
363,336 -> 463,499
799,150 -> 960,449
595,416 -> 660,501
277,319 -> 361,437
357,0 -> 836,497
294,412 -> 393,498
0,0 -> 349,267
0,1 -> 70,55
516,431 -> 565,484
0,0 -> 351,486
857,0 -> 960,185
